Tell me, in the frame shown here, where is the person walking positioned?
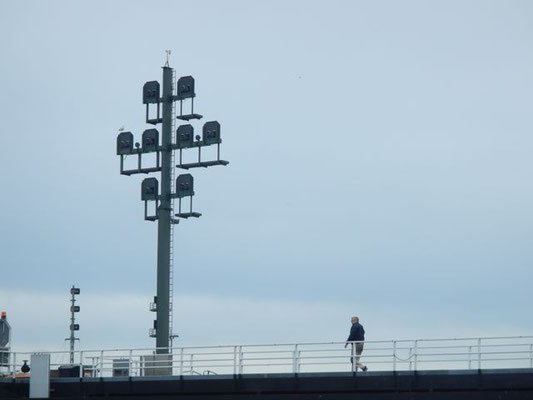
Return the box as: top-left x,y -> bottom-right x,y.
344,316 -> 367,371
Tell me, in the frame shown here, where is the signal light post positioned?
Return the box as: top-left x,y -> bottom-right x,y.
67,286 -> 80,364
116,63 -> 228,354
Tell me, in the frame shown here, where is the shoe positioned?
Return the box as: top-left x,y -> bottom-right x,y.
362,366 -> 368,372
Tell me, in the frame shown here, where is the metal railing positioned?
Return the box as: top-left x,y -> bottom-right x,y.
1,336 -> 532,378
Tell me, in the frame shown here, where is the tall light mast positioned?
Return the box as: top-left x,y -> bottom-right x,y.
116,61 -> 228,354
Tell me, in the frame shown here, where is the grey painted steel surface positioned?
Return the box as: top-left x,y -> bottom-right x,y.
2,369 -> 531,400
155,66 -> 173,353
0,315 -> 10,367
68,287 -> 80,365
29,353 -> 50,399
117,65 -> 228,355
0,316 -> 10,348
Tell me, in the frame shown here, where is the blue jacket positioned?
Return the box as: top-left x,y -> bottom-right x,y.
347,322 -> 365,342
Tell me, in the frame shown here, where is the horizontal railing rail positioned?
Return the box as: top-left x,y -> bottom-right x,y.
1,336 -> 532,379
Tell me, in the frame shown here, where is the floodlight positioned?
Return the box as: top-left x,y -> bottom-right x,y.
116,132 -> 134,155
177,76 -> 195,100
175,174 -> 194,198
143,81 -> 160,104
142,129 -> 159,152
202,121 -> 221,145
141,178 -> 159,201
176,125 -> 194,149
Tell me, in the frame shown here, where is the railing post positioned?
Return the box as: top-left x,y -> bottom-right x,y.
408,347 -> 412,371
189,354 -> 194,374
477,338 -> 482,369
351,343 -> 356,372
233,346 -> 237,375
238,346 -> 243,374
468,346 -> 472,370
79,351 -> 84,378
392,341 -> 397,372
413,340 -> 418,371
180,348 -> 184,376
293,344 -> 298,373
12,352 -> 16,378
100,350 -> 104,378
128,350 -> 133,377
530,344 -> 533,369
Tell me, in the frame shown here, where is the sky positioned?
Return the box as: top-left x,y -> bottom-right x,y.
0,0 -> 532,352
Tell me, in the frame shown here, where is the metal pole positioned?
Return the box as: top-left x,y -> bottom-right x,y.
155,66 -> 173,354
70,286 -> 75,364
117,64 -> 229,361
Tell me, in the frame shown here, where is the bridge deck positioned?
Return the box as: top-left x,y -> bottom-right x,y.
2,368 -> 533,399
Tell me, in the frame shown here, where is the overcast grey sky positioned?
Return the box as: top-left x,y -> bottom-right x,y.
1,0 -> 532,351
